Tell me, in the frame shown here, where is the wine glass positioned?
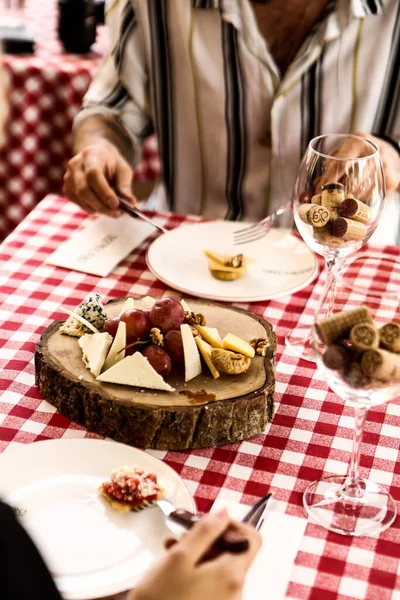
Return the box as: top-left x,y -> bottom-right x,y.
285,134 -> 385,361
304,289 -> 400,536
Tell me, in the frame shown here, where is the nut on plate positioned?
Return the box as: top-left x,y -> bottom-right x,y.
184,311 -> 206,326
150,327 -> 164,346
249,338 -> 269,356
210,348 -> 251,375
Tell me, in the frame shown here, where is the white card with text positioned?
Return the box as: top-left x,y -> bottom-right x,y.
211,499 -> 307,600
45,214 -> 154,277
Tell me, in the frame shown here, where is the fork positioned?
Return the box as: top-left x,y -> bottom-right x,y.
131,492 -> 273,553
233,200 -> 292,245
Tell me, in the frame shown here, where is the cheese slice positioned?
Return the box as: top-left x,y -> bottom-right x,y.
79,332 -> 113,378
118,297 -> 135,316
180,324 -> 202,382
180,299 -> 191,312
195,337 -> 219,379
141,296 -> 156,308
102,321 -> 126,372
203,250 -> 256,265
194,325 -> 224,349
97,353 -> 174,392
222,332 -> 255,358
206,258 -> 247,273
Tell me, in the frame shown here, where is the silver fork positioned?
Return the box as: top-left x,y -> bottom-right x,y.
233,200 -> 292,245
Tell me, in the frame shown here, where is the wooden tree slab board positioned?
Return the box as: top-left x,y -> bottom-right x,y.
35,298 -> 276,450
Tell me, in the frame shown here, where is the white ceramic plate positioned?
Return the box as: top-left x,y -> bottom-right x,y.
0,439 -> 194,600
146,222 -> 318,302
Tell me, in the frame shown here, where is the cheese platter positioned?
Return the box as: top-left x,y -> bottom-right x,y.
35,295 -> 276,450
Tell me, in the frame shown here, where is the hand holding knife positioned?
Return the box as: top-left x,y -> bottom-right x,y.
161,492 -> 272,557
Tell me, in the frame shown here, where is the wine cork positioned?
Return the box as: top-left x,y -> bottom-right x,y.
330,217 -> 368,241
361,349 -> 400,383
349,323 -> 379,352
313,227 -> 346,248
311,194 -> 322,205
344,361 -> 371,388
322,343 -> 350,372
298,204 -> 330,227
339,196 -> 372,224
321,182 -> 345,191
321,183 -> 345,219
379,323 -> 400,353
315,307 -> 373,344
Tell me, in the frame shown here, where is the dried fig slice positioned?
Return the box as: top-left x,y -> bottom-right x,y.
210,348 -> 251,375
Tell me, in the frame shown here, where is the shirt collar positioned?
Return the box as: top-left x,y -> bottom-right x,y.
192,0 -> 384,17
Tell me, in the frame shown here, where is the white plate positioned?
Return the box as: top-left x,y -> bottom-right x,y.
0,439 -> 194,600
146,222 -> 318,302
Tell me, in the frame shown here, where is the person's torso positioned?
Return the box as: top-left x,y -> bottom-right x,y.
128,0 -> 399,236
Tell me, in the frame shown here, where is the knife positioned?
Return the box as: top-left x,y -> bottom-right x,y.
118,197 -> 179,240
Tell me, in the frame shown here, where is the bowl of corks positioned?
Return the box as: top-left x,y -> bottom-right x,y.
314,306 -> 400,407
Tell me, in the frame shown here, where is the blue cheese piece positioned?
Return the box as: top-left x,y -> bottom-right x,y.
60,293 -> 108,337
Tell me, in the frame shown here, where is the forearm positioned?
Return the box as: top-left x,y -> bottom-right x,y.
72,113 -> 136,165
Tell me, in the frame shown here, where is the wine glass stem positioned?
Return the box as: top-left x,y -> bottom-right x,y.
342,406 -> 368,499
314,257 -> 346,322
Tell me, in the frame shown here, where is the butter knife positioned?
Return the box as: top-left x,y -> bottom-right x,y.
118,197 -> 178,239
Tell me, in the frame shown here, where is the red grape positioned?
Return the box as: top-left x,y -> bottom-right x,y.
150,298 -> 185,333
141,345 -> 172,377
163,329 -> 185,365
121,309 -> 152,343
103,316 -> 120,338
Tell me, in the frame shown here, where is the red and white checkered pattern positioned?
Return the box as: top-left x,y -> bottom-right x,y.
1,194 -> 400,599
0,0 -> 160,242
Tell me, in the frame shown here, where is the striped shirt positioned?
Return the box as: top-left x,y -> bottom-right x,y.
77,0 -> 400,243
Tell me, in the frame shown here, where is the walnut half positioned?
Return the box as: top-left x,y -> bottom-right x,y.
211,348 -> 251,375
150,327 -> 164,346
249,338 -> 269,356
185,311 -> 206,326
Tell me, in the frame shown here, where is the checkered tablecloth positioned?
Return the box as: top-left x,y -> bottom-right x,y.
0,0 -> 160,241
1,194 -> 400,599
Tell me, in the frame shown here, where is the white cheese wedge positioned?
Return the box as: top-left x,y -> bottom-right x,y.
102,321 -> 127,372
118,297 -> 135,316
194,325 -> 224,349
180,323 -> 202,382
180,299 -> 191,312
222,332 -> 255,358
141,296 -> 156,308
195,337 -> 219,379
97,353 -> 174,391
78,332 -> 113,378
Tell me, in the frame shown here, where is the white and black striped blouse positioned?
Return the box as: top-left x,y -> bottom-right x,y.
76,0 -> 400,242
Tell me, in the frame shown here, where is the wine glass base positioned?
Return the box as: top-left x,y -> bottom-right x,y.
285,327 -> 316,363
304,475 -> 396,536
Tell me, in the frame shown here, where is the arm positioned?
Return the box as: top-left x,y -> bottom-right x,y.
0,501 -> 62,600
128,510 -> 262,600
72,112 -> 135,164
64,0 -> 152,216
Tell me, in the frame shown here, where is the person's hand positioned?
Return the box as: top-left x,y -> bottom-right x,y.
63,143 -> 136,218
129,510 -> 262,600
316,133 -> 400,198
